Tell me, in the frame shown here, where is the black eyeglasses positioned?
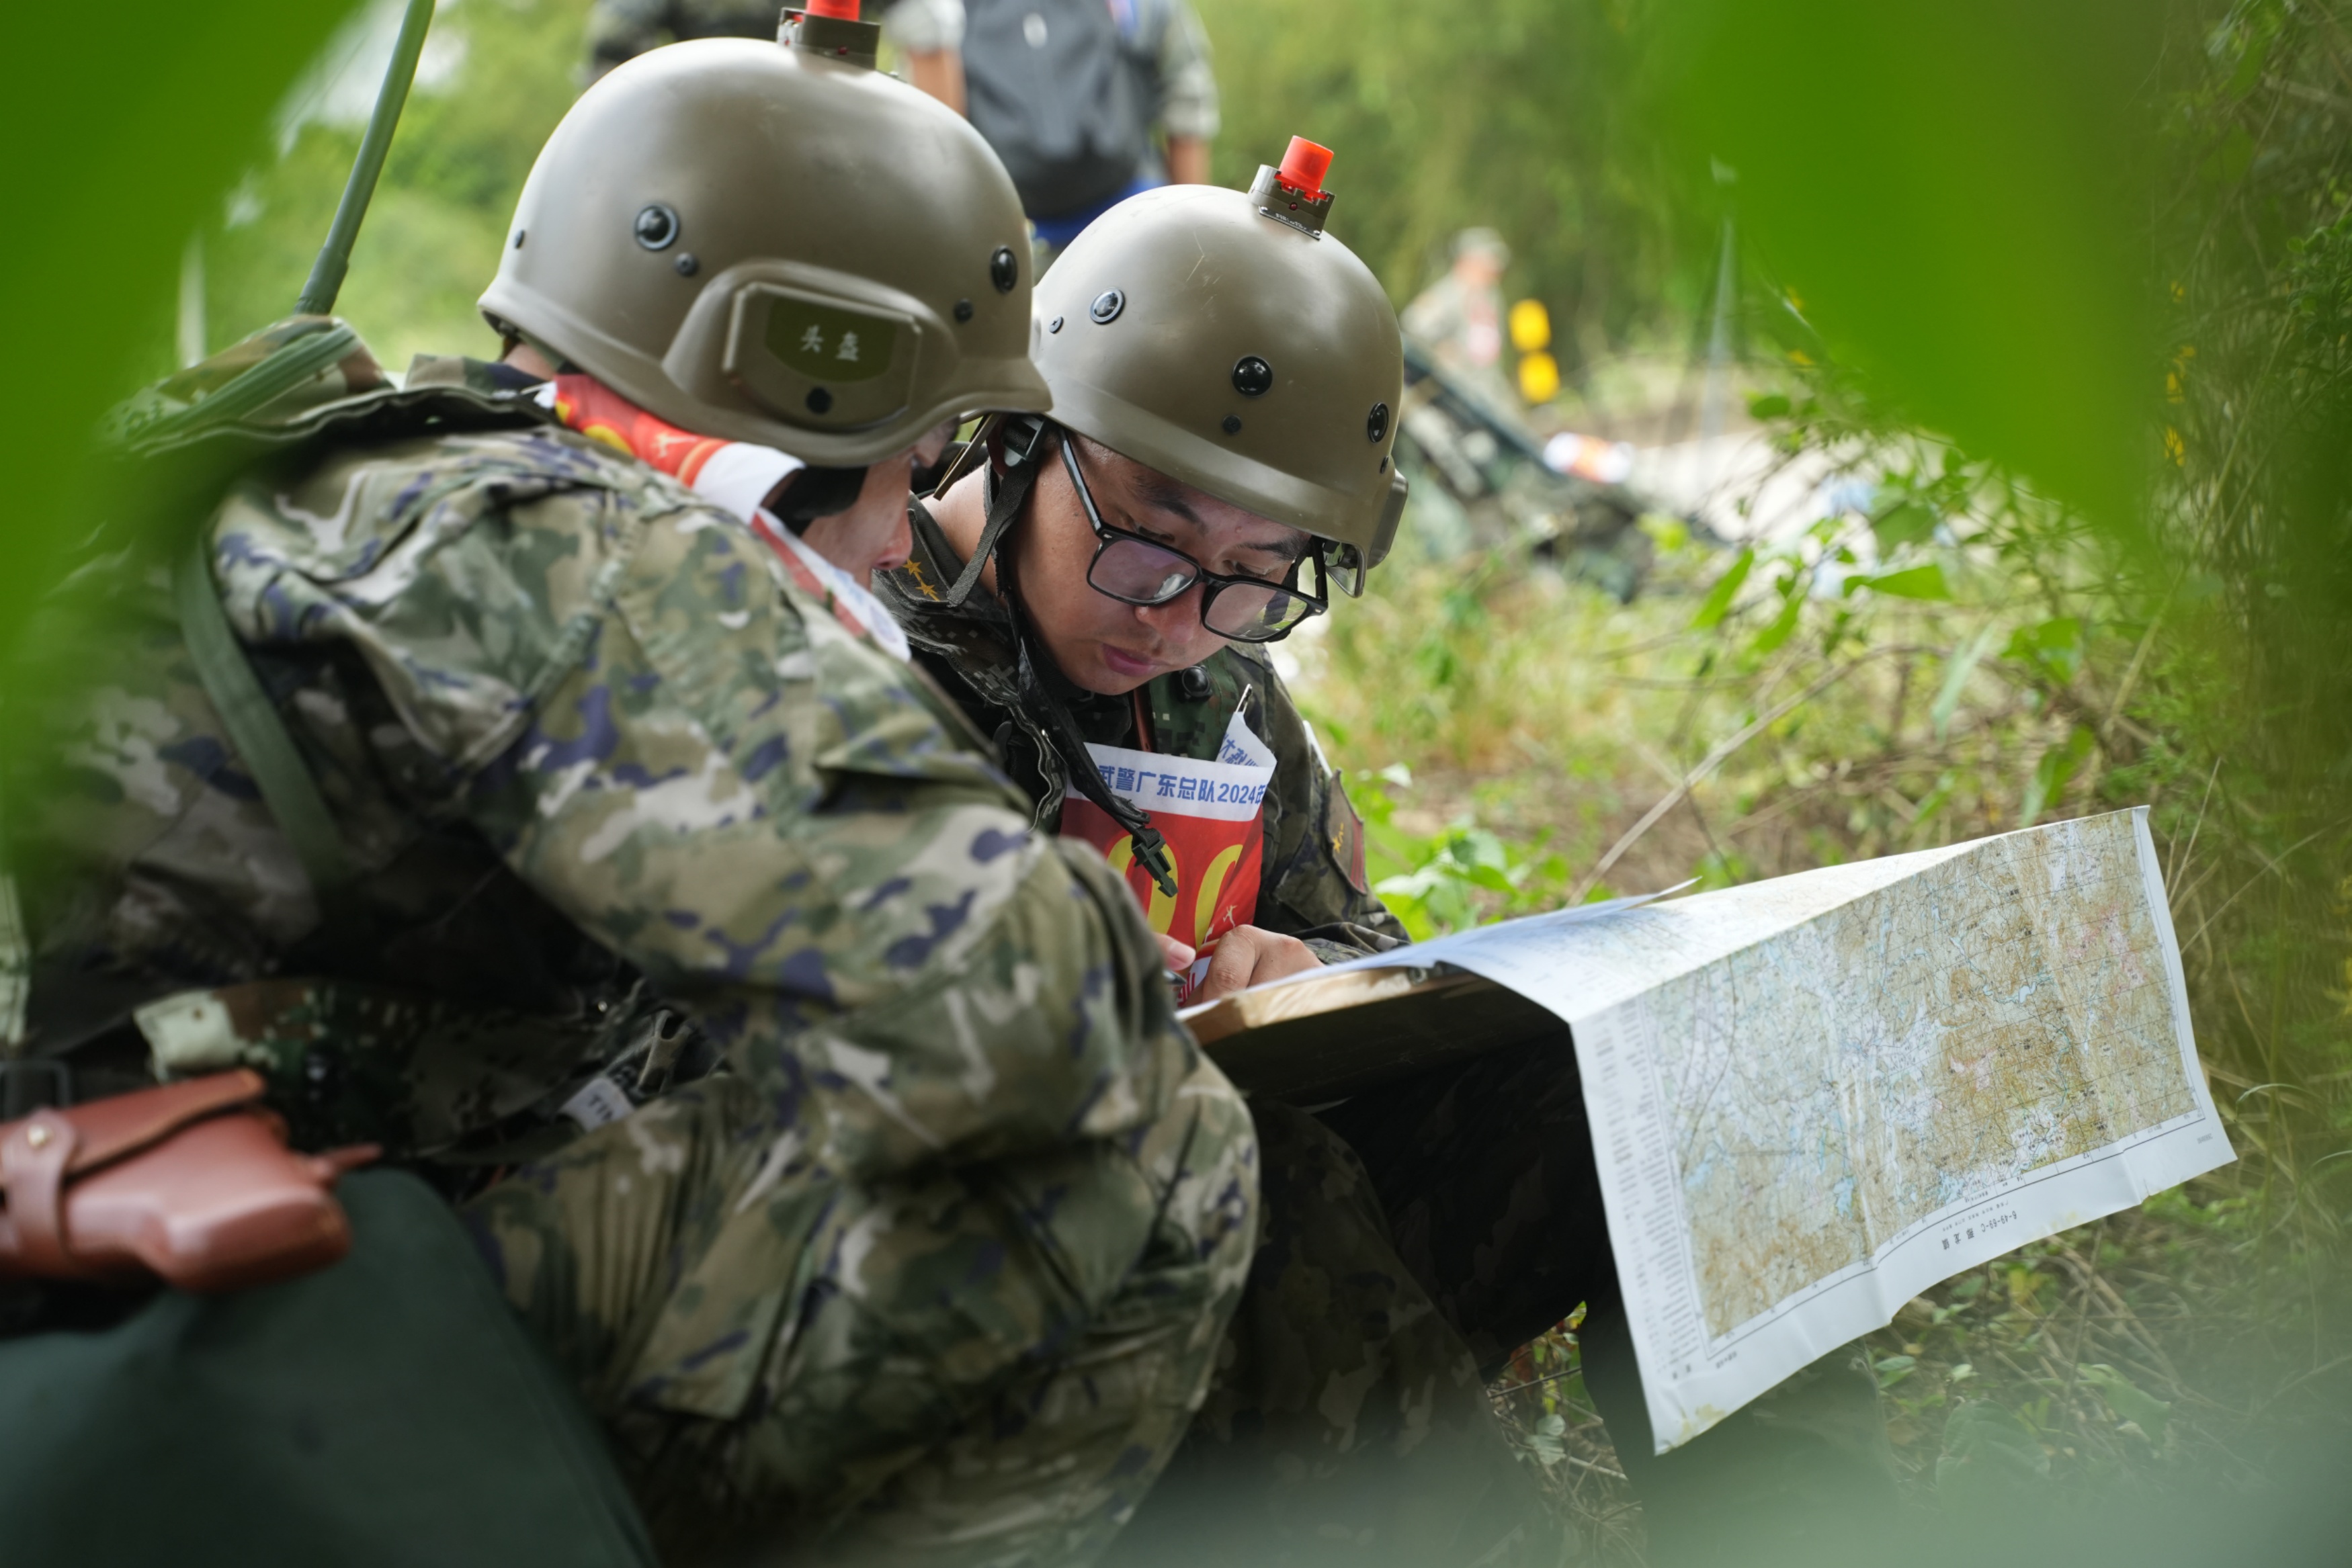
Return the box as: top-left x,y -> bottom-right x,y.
1058,433 -> 1327,643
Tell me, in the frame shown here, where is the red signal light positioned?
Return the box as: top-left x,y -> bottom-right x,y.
1277,137 -> 1333,200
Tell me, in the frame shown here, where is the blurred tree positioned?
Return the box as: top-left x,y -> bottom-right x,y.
1667,0 -> 2352,1253
1195,0 -> 1710,390
2156,0 -> 2352,805
0,0 -> 358,652
1651,0 -> 2158,530
192,0 -> 598,380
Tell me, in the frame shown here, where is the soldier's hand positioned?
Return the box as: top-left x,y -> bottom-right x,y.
1193,926 -> 1322,1002
1157,932 -> 1197,973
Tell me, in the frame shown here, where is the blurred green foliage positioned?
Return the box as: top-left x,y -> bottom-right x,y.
1268,0 -> 2352,1532
1196,0 -> 1705,374
177,0 -> 597,381
17,0 -> 2352,1545
0,0 -> 357,653
1654,0 -> 2159,525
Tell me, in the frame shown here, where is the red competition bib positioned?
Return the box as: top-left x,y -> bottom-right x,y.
550,374 -> 733,485
1058,711 -> 1276,1002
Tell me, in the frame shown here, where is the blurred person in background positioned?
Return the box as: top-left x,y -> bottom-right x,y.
583,0 -> 773,74
585,0 -> 968,107
960,0 -> 1218,264
585,1 -> 1216,269
1402,226 -> 1517,408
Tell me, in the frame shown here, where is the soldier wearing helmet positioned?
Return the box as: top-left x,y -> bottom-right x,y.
878,139 -> 1555,1563
881,143 -> 1899,1566
15,21 -> 1254,1563
885,140 -> 1409,1004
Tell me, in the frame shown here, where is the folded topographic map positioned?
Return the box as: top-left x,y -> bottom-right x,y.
1284,806 -> 2231,1450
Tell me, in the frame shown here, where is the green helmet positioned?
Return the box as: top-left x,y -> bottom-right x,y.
478,24 -> 1048,466
1029,138 -> 1410,588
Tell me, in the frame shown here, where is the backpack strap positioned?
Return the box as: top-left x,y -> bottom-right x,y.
173,539 -> 367,936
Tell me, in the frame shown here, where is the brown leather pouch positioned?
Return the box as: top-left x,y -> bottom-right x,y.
0,1070 -> 377,1294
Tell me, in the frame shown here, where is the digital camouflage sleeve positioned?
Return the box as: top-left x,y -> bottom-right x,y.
202,421 -> 1198,1176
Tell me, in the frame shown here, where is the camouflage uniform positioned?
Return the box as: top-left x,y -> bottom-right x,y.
882,522 -> 1559,1565
11,339 -> 1257,1565
881,514 -> 1898,1567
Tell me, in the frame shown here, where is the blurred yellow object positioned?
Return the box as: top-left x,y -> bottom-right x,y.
1517,350 -> 1560,404
1508,298 -> 1552,353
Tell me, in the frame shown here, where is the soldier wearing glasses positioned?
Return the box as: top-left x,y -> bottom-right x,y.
882,140 -> 1900,1567
880,141 -> 1566,1565
884,139 -> 1409,1008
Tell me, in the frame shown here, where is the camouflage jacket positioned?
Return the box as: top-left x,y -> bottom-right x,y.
877,513 -> 1405,964
11,331 -> 1193,1182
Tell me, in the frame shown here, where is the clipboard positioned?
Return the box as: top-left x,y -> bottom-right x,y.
1179,963 -> 1568,1103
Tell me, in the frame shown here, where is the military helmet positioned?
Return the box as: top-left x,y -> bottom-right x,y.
1030,138 -> 1410,588
479,21 -> 1048,466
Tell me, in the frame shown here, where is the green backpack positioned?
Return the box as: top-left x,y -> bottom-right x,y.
0,1170 -> 655,1567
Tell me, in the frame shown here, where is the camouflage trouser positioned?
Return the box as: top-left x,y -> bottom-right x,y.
1103,1100 -> 1558,1568
464,1054 -> 1258,1567
1109,1037 -> 1899,1568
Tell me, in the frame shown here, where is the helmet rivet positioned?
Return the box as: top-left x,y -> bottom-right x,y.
634,204 -> 681,251
954,298 -> 975,323
1048,316 -> 1065,334
1367,402 -> 1391,443
1089,290 -> 1126,324
511,229 -> 526,250
991,247 -> 1019,293
806,388 -> 834,415
1221,415 -> 1243,435
1231,357 -> 1273,397
674,253 -> 699,277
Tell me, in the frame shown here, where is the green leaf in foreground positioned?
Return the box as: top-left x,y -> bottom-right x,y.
2020,723 -> 2096,826
1871,500 -> 1939,550
1748,577 -> 1806,656
1691,546 -> 1755,628
1846,562 -> 1952,601
2076,1364 -> 2170,1444
2004,615 -> 2085,682
1932,625 -> 2001,740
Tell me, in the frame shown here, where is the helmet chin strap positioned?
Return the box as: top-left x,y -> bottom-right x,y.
928,416 -> 1179,899
927,413 -> 1042,609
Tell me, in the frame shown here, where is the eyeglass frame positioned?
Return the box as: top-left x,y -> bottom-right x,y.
1054,431 -> 1332,644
